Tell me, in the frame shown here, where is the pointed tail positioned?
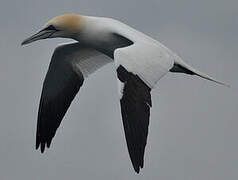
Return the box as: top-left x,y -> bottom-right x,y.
173,56 -> 229,87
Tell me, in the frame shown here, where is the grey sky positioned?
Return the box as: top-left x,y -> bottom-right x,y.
0,0 -> 237,179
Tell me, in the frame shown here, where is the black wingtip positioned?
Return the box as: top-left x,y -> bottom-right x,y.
133,163 -> 144,174
141,162 -> 144,169
40,143 -> 45,153
36,137 -> 40,150
46,138 -> 52,148
135,168 -> 140,174
36,135 -> 53,152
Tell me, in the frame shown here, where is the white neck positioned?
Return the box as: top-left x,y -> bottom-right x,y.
74,16 -> 114,43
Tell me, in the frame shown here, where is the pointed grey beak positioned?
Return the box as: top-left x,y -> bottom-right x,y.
21,29 -> 56,46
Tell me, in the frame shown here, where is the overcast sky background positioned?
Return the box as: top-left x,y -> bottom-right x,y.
0,0 -> 237,179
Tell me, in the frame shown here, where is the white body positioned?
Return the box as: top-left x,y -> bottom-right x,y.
81,17 -> 174,87
22,14 -> 227,173
78,16 -> 225,87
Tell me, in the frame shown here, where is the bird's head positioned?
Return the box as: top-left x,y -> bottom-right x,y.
21,14 -> 85,45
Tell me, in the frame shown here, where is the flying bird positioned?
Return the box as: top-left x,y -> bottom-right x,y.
22,14 -> 227,173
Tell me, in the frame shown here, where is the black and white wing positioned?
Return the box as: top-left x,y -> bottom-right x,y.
114,43 -> 174,173
36,42 -> 111,153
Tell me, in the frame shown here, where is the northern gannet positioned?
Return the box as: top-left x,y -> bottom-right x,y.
22,14 -> 227,173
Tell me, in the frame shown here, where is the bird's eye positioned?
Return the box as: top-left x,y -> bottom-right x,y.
44,25 -> 57,31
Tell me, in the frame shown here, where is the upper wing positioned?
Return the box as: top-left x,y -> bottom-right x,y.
36,42 -> 111,153
114,42 -> 174,173
115,43 -> 174,88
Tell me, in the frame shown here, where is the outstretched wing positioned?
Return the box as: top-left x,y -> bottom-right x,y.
114,43 -> 174,173
36,42 -> 111,153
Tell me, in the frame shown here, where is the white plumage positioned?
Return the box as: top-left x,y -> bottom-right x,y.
22,14 -> 227,173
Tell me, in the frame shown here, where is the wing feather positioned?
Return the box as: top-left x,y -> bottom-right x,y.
36,42 -> 111,152
114,42 -> 173,173
117,65 -> 151,173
